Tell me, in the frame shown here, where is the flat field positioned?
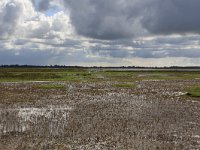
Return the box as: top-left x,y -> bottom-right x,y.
0,68 -> 200,149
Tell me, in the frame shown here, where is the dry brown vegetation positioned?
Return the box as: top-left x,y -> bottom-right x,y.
0,71 -> 200,149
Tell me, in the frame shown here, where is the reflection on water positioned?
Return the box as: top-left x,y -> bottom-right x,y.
0,106 -> 72,137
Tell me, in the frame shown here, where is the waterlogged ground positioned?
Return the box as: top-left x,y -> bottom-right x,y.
0,79 -> 200,149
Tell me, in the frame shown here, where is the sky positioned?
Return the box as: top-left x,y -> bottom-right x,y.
0,0 -> 200,67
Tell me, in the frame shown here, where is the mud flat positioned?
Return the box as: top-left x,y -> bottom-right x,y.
0,78 -> 200,149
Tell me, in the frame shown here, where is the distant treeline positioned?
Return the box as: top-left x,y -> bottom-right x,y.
0,64 -> 199,69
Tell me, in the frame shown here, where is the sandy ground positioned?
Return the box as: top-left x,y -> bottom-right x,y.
0,79 -> 200,149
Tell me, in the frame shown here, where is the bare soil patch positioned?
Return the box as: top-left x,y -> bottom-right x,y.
0,79 -> 200,149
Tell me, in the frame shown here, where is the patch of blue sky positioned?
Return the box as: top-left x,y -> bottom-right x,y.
32,0 -> 62,16
44,6 -> 62,16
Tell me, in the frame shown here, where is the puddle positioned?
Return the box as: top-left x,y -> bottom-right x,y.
162,91 -> 187,96
192,135 -> 200,139
173,92 -> 187,96
0,106 -> 72,137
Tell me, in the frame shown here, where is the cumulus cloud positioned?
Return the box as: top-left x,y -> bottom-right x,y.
0,0 -> 74,40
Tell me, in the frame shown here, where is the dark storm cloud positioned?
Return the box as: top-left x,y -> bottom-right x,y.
62,0 -> 200,40
142,0 -> 200,35
62,0 -> 144,40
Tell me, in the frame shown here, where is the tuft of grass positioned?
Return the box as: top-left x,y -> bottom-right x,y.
113,83 -> 135,88
186,86 -> 200,97
33,84 -> 65,90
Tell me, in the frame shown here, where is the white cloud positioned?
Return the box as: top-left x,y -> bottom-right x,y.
0,0 -> 74,40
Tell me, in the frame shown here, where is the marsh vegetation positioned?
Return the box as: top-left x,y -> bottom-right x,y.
0,68 -> 199,149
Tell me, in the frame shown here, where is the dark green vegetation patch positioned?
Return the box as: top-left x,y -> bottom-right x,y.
113,83 -> 135,88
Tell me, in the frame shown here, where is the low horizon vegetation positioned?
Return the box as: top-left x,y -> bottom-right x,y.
0,68 -> 199,83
